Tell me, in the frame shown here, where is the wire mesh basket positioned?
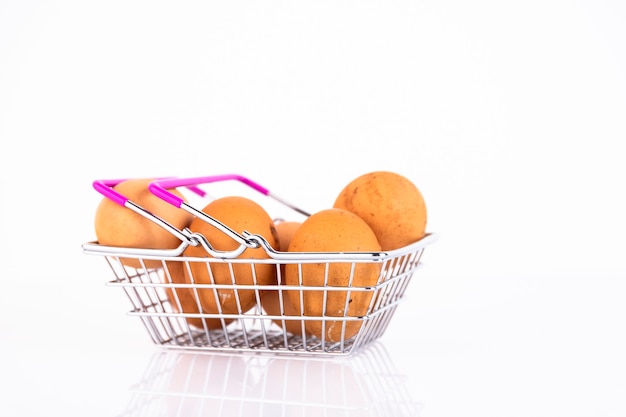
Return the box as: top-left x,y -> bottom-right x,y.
82,174 -> 436,356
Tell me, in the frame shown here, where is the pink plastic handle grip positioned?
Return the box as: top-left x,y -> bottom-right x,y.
149,174 -> 270,208
93,179 -> 130,206
93,178 -> 206,206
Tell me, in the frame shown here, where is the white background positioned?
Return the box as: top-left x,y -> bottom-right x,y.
1,1 -> 625,416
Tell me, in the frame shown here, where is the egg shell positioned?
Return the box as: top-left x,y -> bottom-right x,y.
164,260 -> 234,330
94,178 -> 193,268
333,171 -> 427,251
181,196 -> 279,327
284,208 -> 382,343
260,221 -> 308,335
260,289 -> 307,336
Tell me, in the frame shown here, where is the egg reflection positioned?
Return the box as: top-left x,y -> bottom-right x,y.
120,343 -> 421,417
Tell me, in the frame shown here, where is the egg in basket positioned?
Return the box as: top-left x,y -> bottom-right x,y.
82,172 -> 436,356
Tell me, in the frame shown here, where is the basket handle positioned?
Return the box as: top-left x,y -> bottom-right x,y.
92,178 -> 207,245
94,179 -> 207,205
149,174 -> 267,208
149,174 -> 311,257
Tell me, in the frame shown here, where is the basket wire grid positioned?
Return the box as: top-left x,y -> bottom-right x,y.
83,174 -> 436,356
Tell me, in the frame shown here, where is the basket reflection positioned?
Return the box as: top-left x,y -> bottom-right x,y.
119,342 -> 421,417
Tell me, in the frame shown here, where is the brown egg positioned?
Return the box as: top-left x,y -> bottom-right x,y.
260,221 -> 306,335
181,196 -> 279,329
164,260 -> 233,330
284,208 -> 382,343
274,221 -> 302,253
94,178 -> 194,268
260,289 -> 306,336
333,171 -> 427,251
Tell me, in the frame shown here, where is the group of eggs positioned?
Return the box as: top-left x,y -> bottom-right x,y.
94,171 -> 428,343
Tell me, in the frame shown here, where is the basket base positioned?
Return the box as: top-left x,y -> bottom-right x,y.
146,322 -> 366,356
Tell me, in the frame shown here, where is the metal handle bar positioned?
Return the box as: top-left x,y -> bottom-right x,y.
93,178 -> 207,247
94,178 -> 206,206
150,174 -> 310,217
149,174 -> 311,258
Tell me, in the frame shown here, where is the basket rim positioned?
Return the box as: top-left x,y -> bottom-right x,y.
82,232 -> 437,262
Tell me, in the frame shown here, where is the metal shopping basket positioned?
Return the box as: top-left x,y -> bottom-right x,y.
82,174 -> 437,356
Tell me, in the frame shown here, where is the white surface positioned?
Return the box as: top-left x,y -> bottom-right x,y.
1,1 -> 625,416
